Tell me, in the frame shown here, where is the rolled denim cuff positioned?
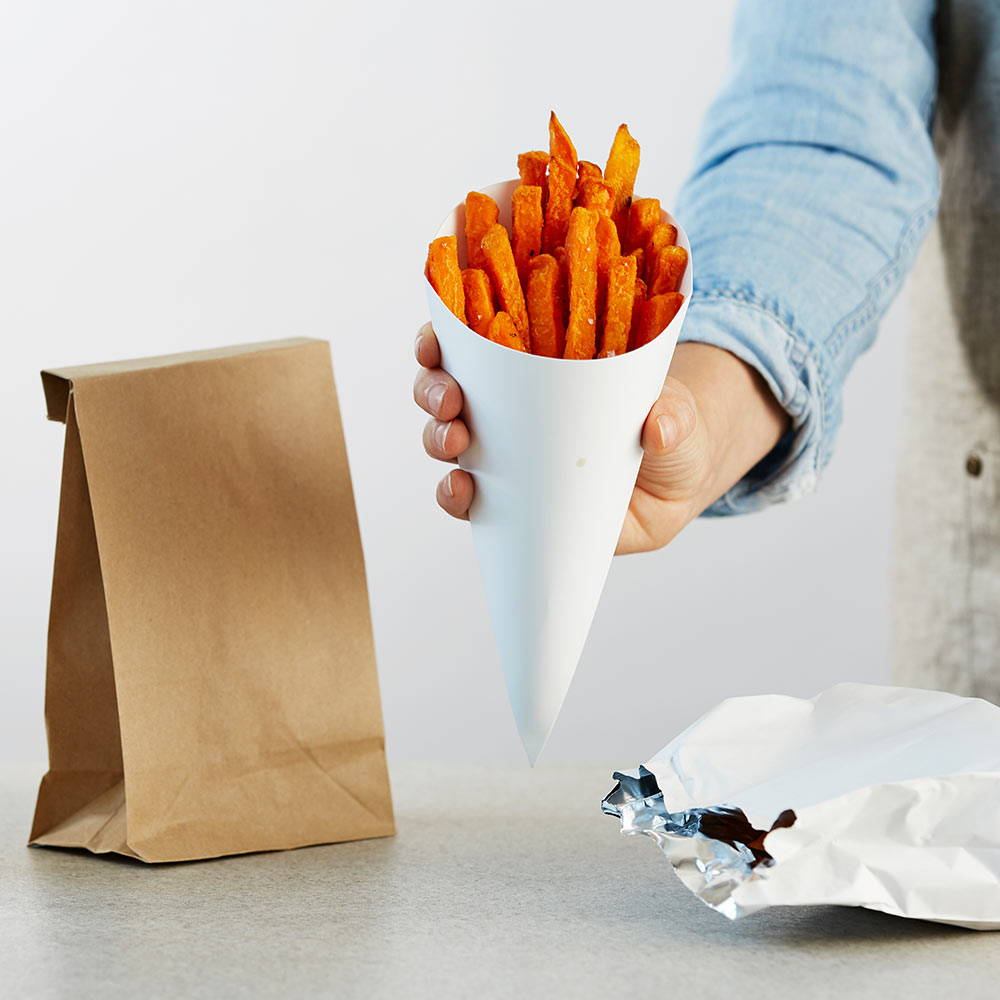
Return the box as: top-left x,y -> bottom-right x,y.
677,288 -> 840,516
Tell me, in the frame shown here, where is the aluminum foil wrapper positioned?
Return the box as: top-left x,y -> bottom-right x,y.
602,684 -> 1000,929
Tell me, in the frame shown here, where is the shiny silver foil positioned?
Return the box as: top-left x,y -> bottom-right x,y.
601,685 -> 1000,929
602,768 -> 794,919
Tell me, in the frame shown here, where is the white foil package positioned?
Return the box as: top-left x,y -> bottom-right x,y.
426,181 -> 691,763
602,684 -> 1000,929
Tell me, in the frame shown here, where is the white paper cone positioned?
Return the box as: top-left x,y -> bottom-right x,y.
425,180 -> 692,763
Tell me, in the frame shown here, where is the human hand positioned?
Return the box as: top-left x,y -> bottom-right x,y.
413,324 -> 788,553
412,322 -> 474,521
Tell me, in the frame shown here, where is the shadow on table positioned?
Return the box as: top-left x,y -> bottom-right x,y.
726,903 -> 969,945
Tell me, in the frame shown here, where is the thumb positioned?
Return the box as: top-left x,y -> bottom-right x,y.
640,377 -> 698,457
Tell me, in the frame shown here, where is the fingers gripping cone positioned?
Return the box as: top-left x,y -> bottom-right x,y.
425,181 -> 692,763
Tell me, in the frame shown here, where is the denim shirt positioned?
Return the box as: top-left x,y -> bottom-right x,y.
675,0 -> 940,514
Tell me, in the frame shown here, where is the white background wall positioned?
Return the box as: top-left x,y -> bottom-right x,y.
0,0 -> 905,766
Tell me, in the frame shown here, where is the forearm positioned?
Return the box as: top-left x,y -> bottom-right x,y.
674,0 -> 939,513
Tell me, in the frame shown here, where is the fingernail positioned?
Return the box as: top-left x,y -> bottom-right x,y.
428,383 -> 447,414
414,330 -> 425,354
435,421 -> 450,452
657,414 -> 676,449
443,471 -> 454,497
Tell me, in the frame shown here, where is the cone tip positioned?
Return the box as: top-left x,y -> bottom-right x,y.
518,723 -> 550,767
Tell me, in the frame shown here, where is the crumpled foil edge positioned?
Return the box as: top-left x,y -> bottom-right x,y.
601,766 -> 795,920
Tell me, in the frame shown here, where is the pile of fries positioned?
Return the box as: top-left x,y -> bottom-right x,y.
426,113 -> 687,359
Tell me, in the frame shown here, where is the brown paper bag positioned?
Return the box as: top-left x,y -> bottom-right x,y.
29,338 -> 395,862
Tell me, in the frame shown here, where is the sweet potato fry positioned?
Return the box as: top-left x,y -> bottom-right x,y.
595,214 -> 621,321
512,184 -> 543,286
634,292 -> 684,349
552,246 -> 570,329
526,254 -> 565,359
628,247 -> 645,281
549,111 -> 578,169
596,215 -> 621,267
425,236 -> 465,321
604,124 -> 640,241
488,311 -> 528,353
518,150 -> 549,190
646,222 -> 678,279
461,268 -> 495,337
648,244 -> 688,296
543,111 -> 578,253
628,277 -> 647,352
543,158 -> 576,252
563,207 -> 599,360
481,223 -> 530,347
626,198 -> 661,253
576,178 -> 614,216
576,160 -> 602,188
598,255 -> 637,358
465,191 -> 499,270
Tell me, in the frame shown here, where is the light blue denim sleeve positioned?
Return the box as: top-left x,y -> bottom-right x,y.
674,0 -> 940,515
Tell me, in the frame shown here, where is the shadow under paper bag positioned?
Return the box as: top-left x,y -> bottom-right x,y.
425,180 -> 692,763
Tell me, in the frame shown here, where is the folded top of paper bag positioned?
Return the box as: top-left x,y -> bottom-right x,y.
603,684 -> 1000,929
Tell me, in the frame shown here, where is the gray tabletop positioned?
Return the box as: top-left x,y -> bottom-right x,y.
3,762 -> 998,999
